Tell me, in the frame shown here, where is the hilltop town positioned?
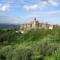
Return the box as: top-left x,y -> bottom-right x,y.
19,18 -> 54,33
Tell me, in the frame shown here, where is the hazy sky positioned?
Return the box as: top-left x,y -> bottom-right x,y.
0,0 -> 60,24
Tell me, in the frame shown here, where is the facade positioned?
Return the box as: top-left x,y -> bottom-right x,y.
20,18 -> 53,30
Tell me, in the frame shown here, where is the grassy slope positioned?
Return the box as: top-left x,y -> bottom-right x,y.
0,28 -> 60,60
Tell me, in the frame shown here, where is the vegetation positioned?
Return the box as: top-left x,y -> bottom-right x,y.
0,27 -> 60,60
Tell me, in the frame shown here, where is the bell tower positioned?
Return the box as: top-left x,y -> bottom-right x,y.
34,17 -> 36,21
33,17 -> 37,28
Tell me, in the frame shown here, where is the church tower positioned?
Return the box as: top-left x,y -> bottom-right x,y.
32,17 -> 37,28
34,17 -> 36,21
34,17 -> 36,25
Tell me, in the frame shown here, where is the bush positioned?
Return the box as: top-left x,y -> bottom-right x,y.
53,48 -> 60,60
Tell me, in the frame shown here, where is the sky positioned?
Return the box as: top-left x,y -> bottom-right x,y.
0,0 -> 60,24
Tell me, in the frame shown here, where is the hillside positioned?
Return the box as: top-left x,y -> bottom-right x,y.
0,24 -> 20,30
0,27 -> 60,60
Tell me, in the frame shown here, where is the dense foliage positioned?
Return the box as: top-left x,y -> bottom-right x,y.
0,27 -> 60,60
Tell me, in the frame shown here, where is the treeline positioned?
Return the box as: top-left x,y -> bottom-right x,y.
0,27 -> 60,60
0,30 -> 21,45
0,24 -> 20,30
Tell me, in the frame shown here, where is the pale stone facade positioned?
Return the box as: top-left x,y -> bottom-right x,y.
20,18 -> 54,30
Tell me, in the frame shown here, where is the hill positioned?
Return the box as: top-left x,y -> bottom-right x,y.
0,27 -> 60,60
0,24 -> 20,30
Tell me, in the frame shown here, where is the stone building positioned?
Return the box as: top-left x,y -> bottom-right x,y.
20,18 -> 53,30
